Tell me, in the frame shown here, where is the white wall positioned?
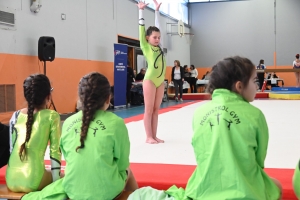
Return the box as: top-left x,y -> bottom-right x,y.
0,0 -> 191,66
189,0 -> 300,67
189,0 -> 275,67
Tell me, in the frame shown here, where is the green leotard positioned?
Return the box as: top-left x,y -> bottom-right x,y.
6,109 -> 61,192
293,159 -> 300,198
139,10 -> 166,87
61,110 -> 130,199
165,89 -> 280,200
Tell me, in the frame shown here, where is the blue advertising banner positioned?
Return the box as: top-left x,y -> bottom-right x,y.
114,43 -> 128,107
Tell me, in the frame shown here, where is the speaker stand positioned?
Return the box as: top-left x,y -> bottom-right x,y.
44,60 -> 47,75
43,61 -> 57,112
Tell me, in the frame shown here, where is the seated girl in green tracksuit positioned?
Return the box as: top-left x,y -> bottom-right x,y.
21,72 -> 138,200
293,160 -> 300,199
178,56 -> 282,200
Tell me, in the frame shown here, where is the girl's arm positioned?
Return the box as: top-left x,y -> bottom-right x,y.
154,0 -> 163,47
114,118 -> 130,176
255,111 -> 269,168
293,160 -> 300,199
9,111 -> 20,154
49,112 -> 62,182
137,2 -> 149,50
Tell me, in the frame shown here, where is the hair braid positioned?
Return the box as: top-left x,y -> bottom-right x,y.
19,78 -> 35,160
19,74 -> 51,161
76,73 -> 111,152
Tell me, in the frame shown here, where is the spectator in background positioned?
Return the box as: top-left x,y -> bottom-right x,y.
189,65 -> 198,93
256,59 -> 266,90
171,60 -> 184,102
127,61 -> 135,105
202,71 -> 210,80
135,68 -> 146,81
293,54 -> 300,87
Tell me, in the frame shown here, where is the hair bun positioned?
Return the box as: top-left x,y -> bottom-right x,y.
296,54 -> 299,58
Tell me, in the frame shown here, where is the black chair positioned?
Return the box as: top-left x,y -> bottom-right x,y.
0,123 -> 10,168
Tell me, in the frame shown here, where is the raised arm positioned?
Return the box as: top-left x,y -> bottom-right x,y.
154,0 -> 163,48
137,1 -> 149,49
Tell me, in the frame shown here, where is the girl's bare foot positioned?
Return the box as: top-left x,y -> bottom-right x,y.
155,137 -> 164,143
146,138 -> 158,144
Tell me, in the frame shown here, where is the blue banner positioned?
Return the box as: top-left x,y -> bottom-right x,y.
114,43 -> 128,107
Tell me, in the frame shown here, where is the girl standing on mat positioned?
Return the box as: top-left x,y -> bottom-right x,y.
165,56 -> 282,199
293,54 -> 300,87
6,74 -> 61,192
137,0 -> 166,144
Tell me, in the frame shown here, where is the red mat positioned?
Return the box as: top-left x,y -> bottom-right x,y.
130,163 -> 296,200
0,164 -> 296,199
0,101 -> 297,199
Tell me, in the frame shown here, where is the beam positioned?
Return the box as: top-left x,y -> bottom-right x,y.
257,69 -> 300,73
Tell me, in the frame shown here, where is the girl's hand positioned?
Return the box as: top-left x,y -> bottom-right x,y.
153,0 -> 162,11
137,0 -> 149,10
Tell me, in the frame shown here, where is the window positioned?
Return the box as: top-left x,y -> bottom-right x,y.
0,84 -> 16,113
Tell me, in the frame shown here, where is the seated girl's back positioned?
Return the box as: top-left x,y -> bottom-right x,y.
60,72 -> 136,199
184,56 -> 281,200
61,110 -> 129,199
6,74 -> 61,192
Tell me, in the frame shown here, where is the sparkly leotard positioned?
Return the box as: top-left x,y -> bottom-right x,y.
139,10 -> 166,87
6,109 -> 61,192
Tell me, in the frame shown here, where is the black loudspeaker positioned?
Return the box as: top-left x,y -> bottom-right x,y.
38,36 -> 55,62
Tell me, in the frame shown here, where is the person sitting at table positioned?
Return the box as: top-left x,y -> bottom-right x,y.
135,68 -> 146,81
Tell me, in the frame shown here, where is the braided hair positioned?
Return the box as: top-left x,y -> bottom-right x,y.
76,72 -> 111,152
19,74 -> 51,160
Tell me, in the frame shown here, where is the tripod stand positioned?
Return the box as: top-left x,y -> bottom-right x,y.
44,61 -> 57,111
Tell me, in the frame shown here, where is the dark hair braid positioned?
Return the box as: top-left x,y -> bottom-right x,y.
19,80 -> 34,160
19,74 -> 51,161
76,72 -> 111,152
